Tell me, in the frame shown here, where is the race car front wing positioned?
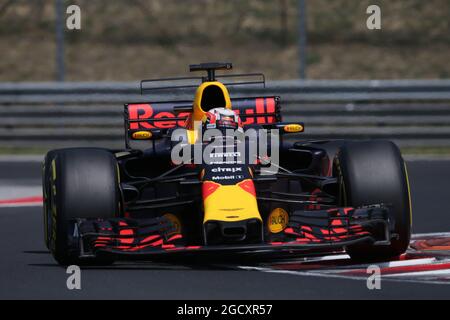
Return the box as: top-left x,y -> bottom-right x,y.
71,206 -> 394,260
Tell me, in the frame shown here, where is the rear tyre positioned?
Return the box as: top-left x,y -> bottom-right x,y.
43,148 -> 120,265
334,141 -> 412,261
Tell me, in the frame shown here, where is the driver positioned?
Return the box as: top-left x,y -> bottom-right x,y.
202,107 -> 243,133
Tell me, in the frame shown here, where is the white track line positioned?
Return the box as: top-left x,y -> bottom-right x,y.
311,258 -> 438,274
239,265 -> 450,285
264,254 -> 349,265
0,202 -> 43,208
383,269 -> 450,278
238,236 -> 450,285
0,155 -> 44,162
412,232 -> 450,239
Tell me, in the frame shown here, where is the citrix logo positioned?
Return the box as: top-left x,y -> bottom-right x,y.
211,167 -> 243,173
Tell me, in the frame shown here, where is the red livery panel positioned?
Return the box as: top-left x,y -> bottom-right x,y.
125,97 -> 281,132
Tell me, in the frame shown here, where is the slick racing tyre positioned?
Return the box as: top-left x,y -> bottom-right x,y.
43,148 -> 121,266
334,140 -> 412,261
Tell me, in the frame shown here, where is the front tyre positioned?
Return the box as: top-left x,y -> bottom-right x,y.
334,140 -> 412,261
43,148 -> 121,265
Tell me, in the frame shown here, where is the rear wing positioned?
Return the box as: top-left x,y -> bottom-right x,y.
124,96 -> 281,148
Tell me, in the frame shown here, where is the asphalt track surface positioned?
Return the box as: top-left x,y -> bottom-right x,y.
0,160 -> 450,299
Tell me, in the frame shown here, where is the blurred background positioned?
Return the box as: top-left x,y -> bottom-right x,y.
0,0 -> 449,155
2,0 -> 450,81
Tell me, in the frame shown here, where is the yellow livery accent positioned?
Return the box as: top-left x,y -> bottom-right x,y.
132,131 -> 152,140
284,124 -> 304,133
203,181 -> 261,224
186,124 -> 200,144
163,213 -> 182,235
267,208 -> 289,233
185,81 -> 232,144
193,81 -> 232,121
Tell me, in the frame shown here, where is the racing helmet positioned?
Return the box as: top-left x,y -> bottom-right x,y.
202,108 -> 243,132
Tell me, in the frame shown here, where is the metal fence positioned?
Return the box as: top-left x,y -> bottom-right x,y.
1,80 -> 449,150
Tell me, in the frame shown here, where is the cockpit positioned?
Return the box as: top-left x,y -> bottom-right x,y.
200,84 -> 227,111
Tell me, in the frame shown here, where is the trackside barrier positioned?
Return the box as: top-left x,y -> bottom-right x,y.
0,80 -> 449,149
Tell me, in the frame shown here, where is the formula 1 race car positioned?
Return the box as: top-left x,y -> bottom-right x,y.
42,63 -> 412,265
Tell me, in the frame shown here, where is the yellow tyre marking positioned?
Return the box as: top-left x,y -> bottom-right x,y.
404,163 -> 413,226
42,162 -> 48,246
51,159 -> 57,180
